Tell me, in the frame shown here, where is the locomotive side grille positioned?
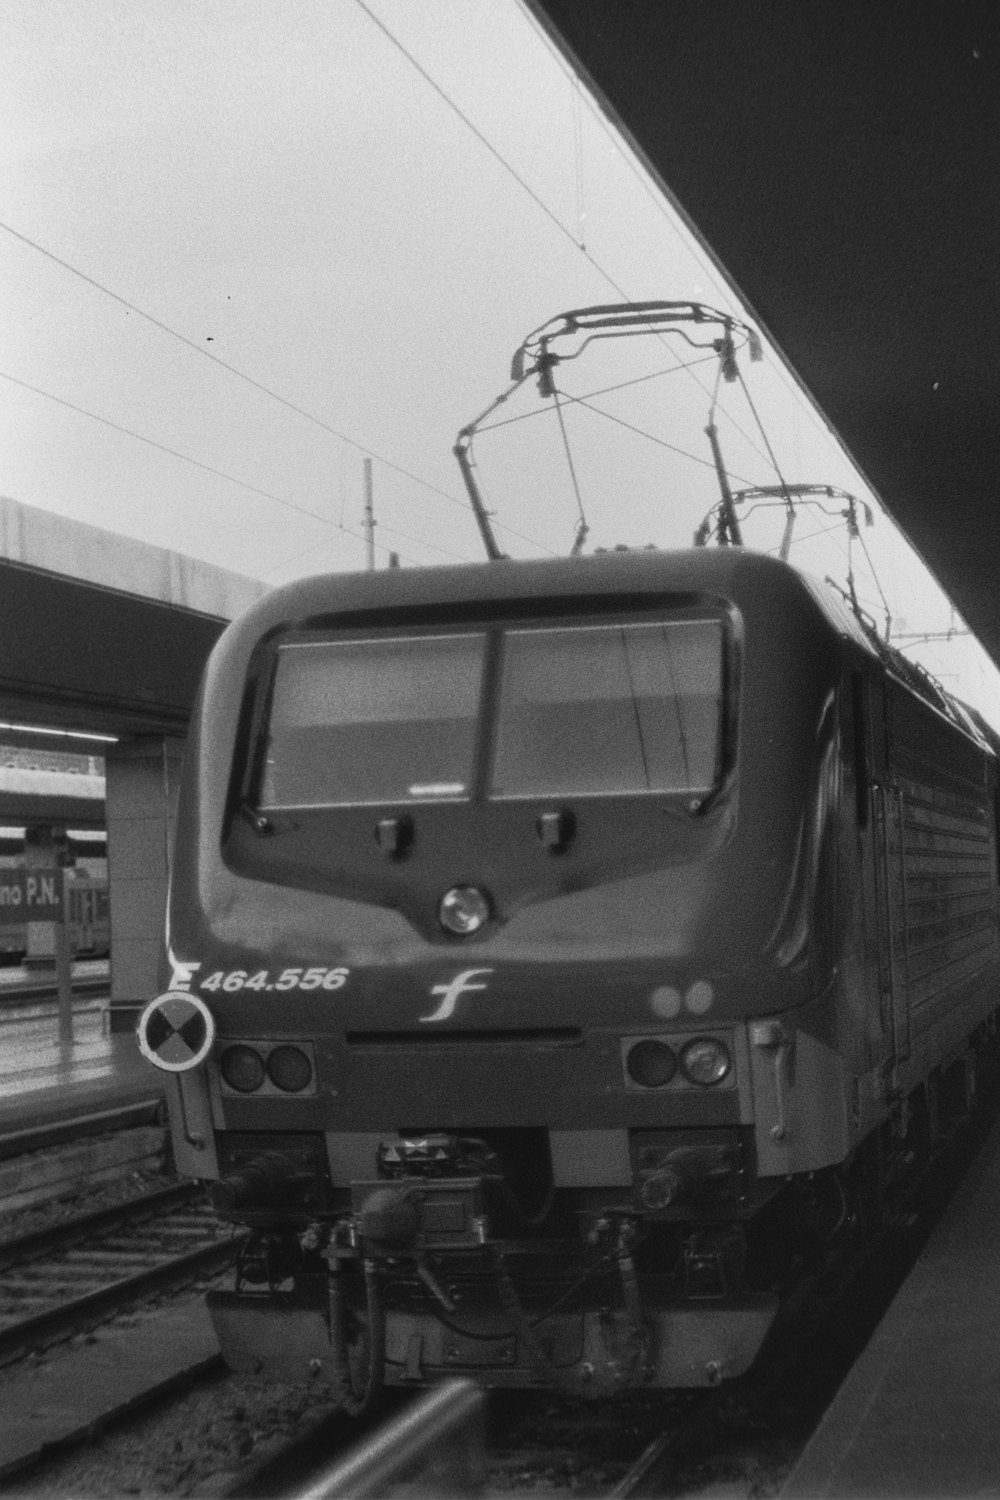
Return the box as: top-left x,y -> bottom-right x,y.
886,697 -> 1000,1028
346,1028 -> 583,1048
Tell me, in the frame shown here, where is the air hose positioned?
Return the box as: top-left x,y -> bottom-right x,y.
328,1258 -> 386,1416
491,1229 -> 651,1390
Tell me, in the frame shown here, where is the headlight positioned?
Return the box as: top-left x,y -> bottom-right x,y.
438,885 -> 491,936
680,1036 -> 731,1086
625,1038 -> 677,1088
266,1044 -> 313,1093
220,1044 -> 266,1093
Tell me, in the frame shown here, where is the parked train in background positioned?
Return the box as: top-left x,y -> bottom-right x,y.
138,548 -> 1000,1403
0,831 -> 109,963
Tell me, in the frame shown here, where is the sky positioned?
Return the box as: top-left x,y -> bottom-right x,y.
4,0 -> 1000,721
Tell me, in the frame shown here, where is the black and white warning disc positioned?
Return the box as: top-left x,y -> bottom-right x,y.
137,991 -> 216,1072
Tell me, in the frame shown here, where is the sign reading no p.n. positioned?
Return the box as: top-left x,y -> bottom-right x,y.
0,870 -> 63,924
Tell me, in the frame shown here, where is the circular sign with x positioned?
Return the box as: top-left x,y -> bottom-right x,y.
137,991 -> 216,1072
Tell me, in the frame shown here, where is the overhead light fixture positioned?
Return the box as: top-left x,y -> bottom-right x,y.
0,721 -> 118,744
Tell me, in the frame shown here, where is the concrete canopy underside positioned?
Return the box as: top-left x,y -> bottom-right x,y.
529,1 -> 1000,663
0,559 -> 226,736
0,497 -> 266,736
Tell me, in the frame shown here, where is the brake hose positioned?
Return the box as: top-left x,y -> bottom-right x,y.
328,1258 -> 386,1416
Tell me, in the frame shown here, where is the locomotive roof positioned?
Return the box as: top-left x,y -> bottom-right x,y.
224,548 -> 989,752
245,548 -> 866,644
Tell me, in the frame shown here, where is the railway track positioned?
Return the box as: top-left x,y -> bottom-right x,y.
10,1068 -> 1000,1495
0,1180 -> 243,1367
244,1069 -> 1000,1500
478,1388 -> 719,1498
223,1385 -> 723,1498
0,957 -> 108,1007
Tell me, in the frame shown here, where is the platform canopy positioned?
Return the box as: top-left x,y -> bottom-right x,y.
528,1 -> 1000,663
0,767 -> 106,826
0,496 -> 266,737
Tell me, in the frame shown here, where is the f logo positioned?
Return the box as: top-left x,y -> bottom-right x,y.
420,968 -> 494,1023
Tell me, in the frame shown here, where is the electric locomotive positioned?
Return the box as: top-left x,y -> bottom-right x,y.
138,546 -> 1000,1400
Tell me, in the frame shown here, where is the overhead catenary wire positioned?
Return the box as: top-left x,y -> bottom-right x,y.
5,21 -> 775,560
478,352 -> 720,435
529,7 -> 919,595
561,389 -> 758,488
572,75 -> 587,250
5,15 -> 913,639
356,3 -> 986,690
0,370 -> 476,568
354,0 -> 775,473
0,218 -> 554,559
765,518 -> 850,554
517,0 -> 878,486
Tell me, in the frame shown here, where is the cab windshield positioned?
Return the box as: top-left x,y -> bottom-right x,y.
259,616 -> 724,809
491,620 -> 723,798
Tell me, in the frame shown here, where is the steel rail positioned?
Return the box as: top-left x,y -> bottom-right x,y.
284,1379 -> 486,1499
0,1096 -> 164,1163
0,976 -> 108,1008
608,1392 -> 721,1497
0,1235 -> 242,1367
0,1180 -> 198,1270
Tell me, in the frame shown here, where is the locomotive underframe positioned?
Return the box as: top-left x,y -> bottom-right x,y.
208,1263 -> 778,1394
200,999 -> 1000,1398
207,1186 -> 785,1394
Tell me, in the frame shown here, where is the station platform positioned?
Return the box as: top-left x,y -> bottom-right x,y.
783,1113 -> 1000,1497
0,997 -> 166,1137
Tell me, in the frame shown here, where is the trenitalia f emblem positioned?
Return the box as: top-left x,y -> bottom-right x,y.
420,968 -> 494,1023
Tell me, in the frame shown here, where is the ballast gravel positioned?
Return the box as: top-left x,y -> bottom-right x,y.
6,1344 -> 337,1498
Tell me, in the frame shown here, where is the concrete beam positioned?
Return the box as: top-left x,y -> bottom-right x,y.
0,496 -> 268,736
0,495 -> 265,620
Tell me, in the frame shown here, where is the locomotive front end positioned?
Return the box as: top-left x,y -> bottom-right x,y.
141,551 -> 852,1399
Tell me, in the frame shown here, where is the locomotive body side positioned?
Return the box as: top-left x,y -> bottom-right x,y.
147,549 -> 1000,1396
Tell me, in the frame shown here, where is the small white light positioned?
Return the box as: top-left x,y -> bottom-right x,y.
438,885 -> 490,936
685,980 -> 715,1015
650,985 -> 682,1019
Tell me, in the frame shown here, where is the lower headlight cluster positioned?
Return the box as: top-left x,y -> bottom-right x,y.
679,1036 -> 731,1086
219,1042 -> 314,1094
220,1044 -> 266,1093
625,1038 -> 677,1087
624,1034 -> 731,1089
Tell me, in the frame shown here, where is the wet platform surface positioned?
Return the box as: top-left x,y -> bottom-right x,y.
783,1111 -> 1000,1497
0,996 -> 165,1133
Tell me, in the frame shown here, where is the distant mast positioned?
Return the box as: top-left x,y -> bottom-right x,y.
363,457 -> 375,571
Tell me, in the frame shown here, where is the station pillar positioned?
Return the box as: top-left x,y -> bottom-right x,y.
23,823 -> 74,1043
104,736 -> 185,1033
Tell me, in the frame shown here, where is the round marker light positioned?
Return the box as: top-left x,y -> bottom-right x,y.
680,1036 -> 731,1087
220,1044 -> 266,1093
266,1044 -> 313,1093
625,1038 -> 677,1088
438,885 -> 490,936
